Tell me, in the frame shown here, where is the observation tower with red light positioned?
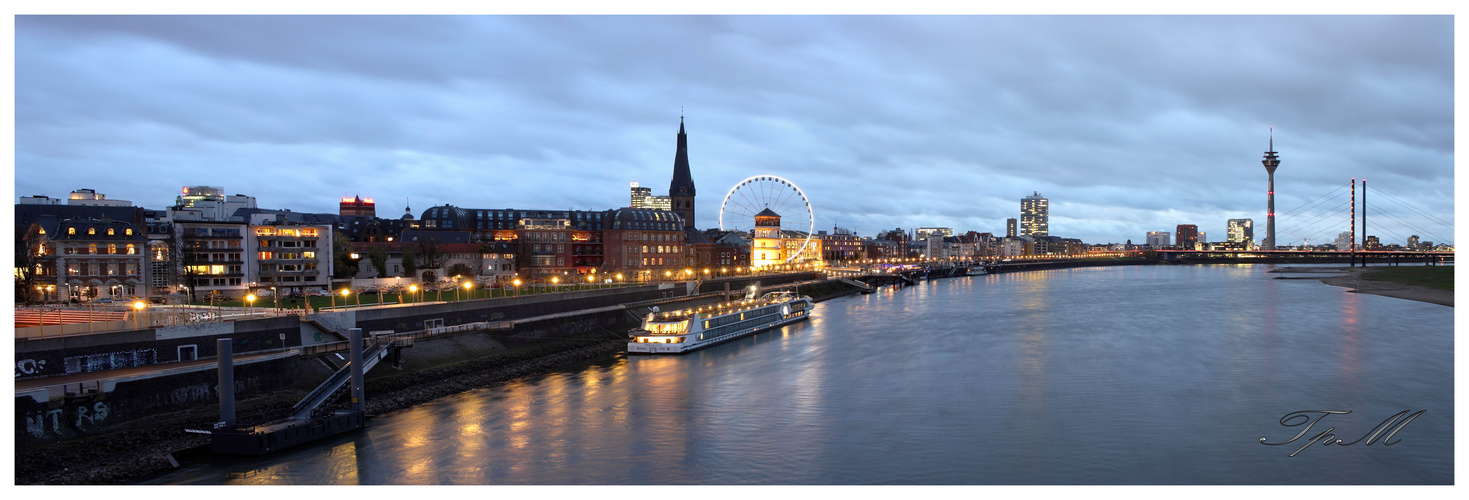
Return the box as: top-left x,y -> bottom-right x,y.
1261,128 -> 1281,250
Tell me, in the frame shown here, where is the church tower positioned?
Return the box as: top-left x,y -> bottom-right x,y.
669,116 -> 697,229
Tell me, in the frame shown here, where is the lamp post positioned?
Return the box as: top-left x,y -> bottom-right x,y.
551,276 -> 559,292
464,281 -> 474,300
513,278 -> 521,297
271,286 -> 279,311
133,300 -> 146,329
409,284 -> 418,304
246,293 -> 256,316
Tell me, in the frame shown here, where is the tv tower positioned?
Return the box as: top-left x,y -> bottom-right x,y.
1261,127 -> 1281,250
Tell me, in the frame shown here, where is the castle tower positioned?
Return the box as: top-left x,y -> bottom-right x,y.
751,208 -> 783,269
669,116 -> 697,230
1262,128 -> 1281,250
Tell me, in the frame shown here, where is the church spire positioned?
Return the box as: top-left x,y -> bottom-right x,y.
669,114 -> 697,229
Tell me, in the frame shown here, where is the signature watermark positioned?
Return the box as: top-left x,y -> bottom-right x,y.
1260,410 -> 1425,457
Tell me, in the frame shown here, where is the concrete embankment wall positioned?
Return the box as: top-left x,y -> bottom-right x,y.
11,274 -> 821,447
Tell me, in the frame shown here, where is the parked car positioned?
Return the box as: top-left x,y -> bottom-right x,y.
97,298 -> 114,304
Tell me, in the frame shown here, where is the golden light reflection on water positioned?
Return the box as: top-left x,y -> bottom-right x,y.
1336,290 -> 1362,384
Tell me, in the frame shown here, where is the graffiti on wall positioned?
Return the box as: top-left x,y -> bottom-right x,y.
22,401 -> 112,439
60,349 -> 158,376
15,358 -> 47,377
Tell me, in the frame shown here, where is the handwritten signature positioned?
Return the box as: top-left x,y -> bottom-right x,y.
1260,410 -> 1425,457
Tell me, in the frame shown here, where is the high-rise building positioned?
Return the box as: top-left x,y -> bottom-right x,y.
173,186 -> 257,221
916,227 -> 953,241
630,182 -> 671,210
1227,219 -> 1254,247
1262,128 -> 1282,250
669,117 -> 697,229
1146,231 -> 1171,247
1006,218 -> 1018,238
339,195 -> 376,217
1407,235 -> 1421,250
1334,232 -> 1354,251
1176,224 -> 1199,249
1021,192 -> 1049,237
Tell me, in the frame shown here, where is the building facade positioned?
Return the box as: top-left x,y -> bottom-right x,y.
1146,231 -> 1171,248
247,224 -> 332,295
1176,224 -> 1199,250
23,216 -> 150,302
1021,192 -> 1048,237
630,181 -> 672,210
1227,219 -> 1254,248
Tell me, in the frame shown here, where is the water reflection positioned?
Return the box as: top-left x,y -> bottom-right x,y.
149,265 -> 1452,485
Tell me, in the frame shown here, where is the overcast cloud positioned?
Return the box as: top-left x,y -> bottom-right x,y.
13,15 -> 1454,245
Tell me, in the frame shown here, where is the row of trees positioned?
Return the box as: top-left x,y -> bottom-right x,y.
334,233 -> 477,281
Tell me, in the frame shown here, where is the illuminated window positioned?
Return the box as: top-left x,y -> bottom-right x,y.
88,244 -> 97,254
37,227 -> 45,235
68,227 -> 75,235
303,251 -> 315,259
108,244 -> 117,254
127,244 -> 136,255
88,227 -> 96,235
125,228 -> 133,236
107,228 -> 115,236
256,228 -> 274,236
259,251 -> 273,260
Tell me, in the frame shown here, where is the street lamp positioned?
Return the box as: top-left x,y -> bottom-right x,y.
551,276 -> 559,292
132,300 -> 146,329
409,284 -> 418,304
246,293 -> 256,316
271,286 -> 279,311
464,281 -> 474,300
513,278 -> 521,297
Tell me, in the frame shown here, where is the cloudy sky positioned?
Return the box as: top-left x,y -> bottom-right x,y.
12,15 -> 1455,245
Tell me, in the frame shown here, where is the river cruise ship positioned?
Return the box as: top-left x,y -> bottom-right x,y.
628,290 -> 814,354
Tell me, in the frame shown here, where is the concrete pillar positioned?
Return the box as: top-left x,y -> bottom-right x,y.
217,338 -> 235,428
350,328 -> 364,412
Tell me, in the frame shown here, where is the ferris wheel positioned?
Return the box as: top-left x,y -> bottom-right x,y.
719,175 -> 815,262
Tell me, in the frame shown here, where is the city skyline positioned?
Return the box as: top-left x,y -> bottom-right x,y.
13,15 -> 1454,243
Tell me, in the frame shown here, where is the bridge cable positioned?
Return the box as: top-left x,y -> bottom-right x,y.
1277,199 -> 1351,241
1295,208 -> 1354,247
1366,185 -> 1454,231
1274,184 -> 1349,224
1371,205 -> 1445,243
1370,205 -> 1449,245
1281,205 -> 1352,246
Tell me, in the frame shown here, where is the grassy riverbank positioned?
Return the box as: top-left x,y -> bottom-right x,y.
1361,266 -> 1454,291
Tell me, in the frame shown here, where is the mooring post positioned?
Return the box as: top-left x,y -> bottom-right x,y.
217,338 -> 235,429
350,328 -> 365,412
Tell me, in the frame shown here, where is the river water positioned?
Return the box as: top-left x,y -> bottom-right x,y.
146,264 -> 1453,484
